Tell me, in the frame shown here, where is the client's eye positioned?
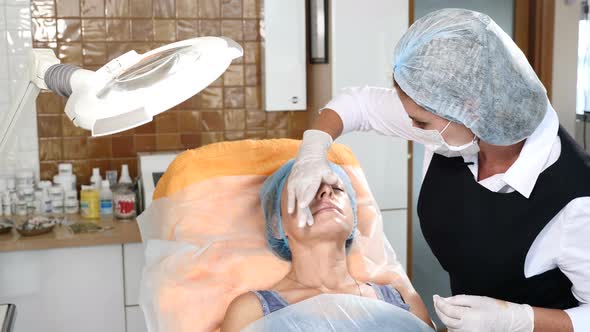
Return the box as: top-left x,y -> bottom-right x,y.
333,186 -> 345,192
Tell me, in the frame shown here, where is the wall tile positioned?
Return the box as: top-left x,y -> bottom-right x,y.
106,19 -> 130,41
198,0 -> 220,18
32,18 -> 57,42
266,129 -> 288,138
136,134 -> 156,152
153,0 -> 174,18
198,19 -> 220,36
155,112 -> 178,133
82,19 -> 106,41
130,0 -> 152,17
224,87 -> 244,108
221,19 -> 242,41
266,112 -> 288,130
87,136 -> 112,158
244,86 -> 259,108
200,87 -> 223,108
57,42 -> 83,65
36,92 -> 64,114
201,111 -> 225,131
88,159 -> 111,175
243,41 -> 258,63
180,133 -> 200,149
174,95 -> 200,110
105,0 -> 128,17
62,137 -> 88,159
112,135 -> 136,158
243,19 -> 258,41
134,121 -> 155,134
246,130 -> 265,139
246,110 -> 265,130
224,109 -> 245,130
156,133 -> 180,150
244,64 -> 258,85
37,114 -> 63,137
40,161 -> 59,180
56,0 -> 80,17
109,158 -> 137,179
71,160 -> 91,184
223,64 -> 243,86
82,43 -> 107,66
31,0 -> 55,17
243,0 -> 257,18
154,19 -> 175,41
131,19 -> 154,41
176,0 -> 198,18
178,111 -> 201,133
201,132 -> 224,145
81,0 -> 105,17
289,111 -> 309,131
224,131 -> 245,141
62,114 -> 89,136
176,19 -> 198,40
57,19 -> 81,42
39,139 -> 63,160
222,0 -> 241,18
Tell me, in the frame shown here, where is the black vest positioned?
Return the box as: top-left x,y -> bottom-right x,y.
418,127 -> 590,309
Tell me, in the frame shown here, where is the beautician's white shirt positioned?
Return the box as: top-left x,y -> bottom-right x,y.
323,86 -> 590,331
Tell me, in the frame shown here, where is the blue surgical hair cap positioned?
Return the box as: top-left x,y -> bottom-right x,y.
260,159 -> 357,261
393,8 -> 547,145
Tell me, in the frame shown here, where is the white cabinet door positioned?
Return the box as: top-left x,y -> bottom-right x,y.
381,209 -> 408,270
123,243 -> 145,306
0,245 -> 126,332
336,132 -> 408,210
126,306 -> 147,332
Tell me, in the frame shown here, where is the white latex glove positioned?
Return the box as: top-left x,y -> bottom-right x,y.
433,294 -> 534,332
287,129 -> 339,228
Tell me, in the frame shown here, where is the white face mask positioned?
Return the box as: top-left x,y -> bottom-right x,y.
412,121 -> 479,157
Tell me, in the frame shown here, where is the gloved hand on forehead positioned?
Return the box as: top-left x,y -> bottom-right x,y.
393,8 -> 548,145
286,130 -> 338,228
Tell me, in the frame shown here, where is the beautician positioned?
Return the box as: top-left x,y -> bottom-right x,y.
286,9 -> 590,332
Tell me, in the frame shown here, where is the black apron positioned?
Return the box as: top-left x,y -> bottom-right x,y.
418,127 -> 589,309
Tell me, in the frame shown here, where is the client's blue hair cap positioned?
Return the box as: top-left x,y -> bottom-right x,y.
260,160 -> 357,261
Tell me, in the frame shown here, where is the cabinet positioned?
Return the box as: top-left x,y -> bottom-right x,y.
0,245 -> 126,332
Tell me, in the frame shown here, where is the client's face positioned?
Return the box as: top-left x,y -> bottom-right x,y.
279,177 -> 355,244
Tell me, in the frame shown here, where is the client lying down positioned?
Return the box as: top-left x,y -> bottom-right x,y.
221,160 -> 434,331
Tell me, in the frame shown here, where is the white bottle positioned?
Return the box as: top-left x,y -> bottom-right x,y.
99,180 -> 113,216
118,164 -> 132,184
90,168 -> 102,189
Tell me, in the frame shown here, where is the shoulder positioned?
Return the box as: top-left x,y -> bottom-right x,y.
220,292 -> 264,332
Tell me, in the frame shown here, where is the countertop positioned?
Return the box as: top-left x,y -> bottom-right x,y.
0,214 -> 142,252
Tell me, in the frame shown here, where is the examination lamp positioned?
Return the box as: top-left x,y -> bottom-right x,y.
0,36 -> 243,151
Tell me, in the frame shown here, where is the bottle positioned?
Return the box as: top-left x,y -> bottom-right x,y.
80,185 -> 100,220
90,168 -> 102,189
113,184 -> 136,220
118,164 -> 132,184
99,180 -> 113,216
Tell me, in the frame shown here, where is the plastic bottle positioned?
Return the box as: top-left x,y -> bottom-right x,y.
118,165 -> 132,184
80,185 -> 100,220
90,168 -> 102,189
99,180 -> 113,216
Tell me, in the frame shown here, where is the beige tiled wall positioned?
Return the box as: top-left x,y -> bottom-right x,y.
32,0 -> 309,185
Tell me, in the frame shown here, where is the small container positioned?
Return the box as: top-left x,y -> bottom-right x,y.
65,198 -> 79,214
16,169 -> 34,187
51,199 -> 64,214
80,185 -> 100,219
22,187 -> 35,202
53,174 -> 77,192
6,178 -> 16,192
113,184 -> 136,220
106,170 -> 118,187
16,201 -> 27,216
118,165 -> 132,184
65,190 -> 77,201
41,190 -> 52,214
34,190 -> 44,214
26,201 -> 36,215
58,163 -> 73,175
90,168 -> 102,189
49,186 -> 64,202
100,180 -> 113,216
